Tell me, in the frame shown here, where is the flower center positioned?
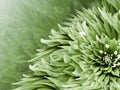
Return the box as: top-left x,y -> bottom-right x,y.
103,54 -> 112,65
99,44 -> 120,68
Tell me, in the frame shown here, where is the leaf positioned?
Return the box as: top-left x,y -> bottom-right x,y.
104,75 -> 109,84
111,68 -> 120,76
98,74 -> 106,82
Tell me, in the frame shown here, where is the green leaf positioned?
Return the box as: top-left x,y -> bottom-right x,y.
111,68 -> 120,76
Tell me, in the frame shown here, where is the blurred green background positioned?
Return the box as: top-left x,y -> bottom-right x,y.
0,0 -> 94,89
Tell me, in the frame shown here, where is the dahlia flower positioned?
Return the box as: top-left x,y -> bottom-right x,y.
15,0 -> 120,90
